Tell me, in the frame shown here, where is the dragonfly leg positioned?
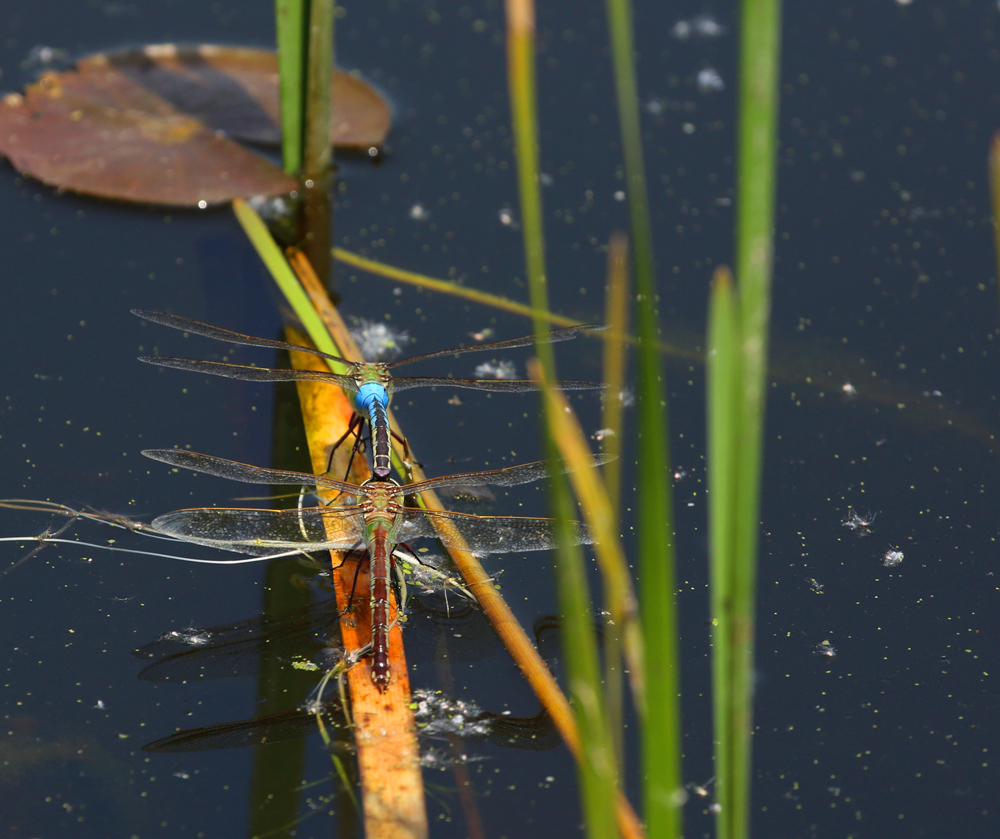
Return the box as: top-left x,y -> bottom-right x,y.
325,413 -> 367,480
388,427 -> 422,476
338,550 -> 368,622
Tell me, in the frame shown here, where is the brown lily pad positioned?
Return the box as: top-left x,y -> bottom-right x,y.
0,44 -> 391,207
93,44 -> 391,150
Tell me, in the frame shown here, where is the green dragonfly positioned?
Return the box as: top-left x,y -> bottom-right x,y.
133,310 -> 604,478
143,447 -> 609,690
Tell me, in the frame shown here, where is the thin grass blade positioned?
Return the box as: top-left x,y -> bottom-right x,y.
275,0 -> 306,174
604,0 -> 683,834
601,231 -> 630,518
706,266 -> 742,839
507,0 -> 625,835
231,199 -> 346,375
708,2 -> 782,837
303,0 -> 333,179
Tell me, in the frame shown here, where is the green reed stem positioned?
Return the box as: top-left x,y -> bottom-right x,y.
605,0 -> 682,835
601,232 -> 630,520
601,231 -> 631,772
276,0 -> 333,178
275,0 -> 307,175
303,0 -> 334,179
707,2 -> 781,838
232,199 -> 345,372
706,266 -> 743,839
506,1 -> 619,837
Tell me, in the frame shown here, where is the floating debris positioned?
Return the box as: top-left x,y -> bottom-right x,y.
813,640 -> 837,658
644,97 -> 696,117
882,548 -> 904,568
671,14 -> 726,40
697,67 -> 725,94
22,45 -> 71,70
473,359 -> 518,380
842,507 -> 877,536
160,626 -> 212,646
610,387 -> 635,408
685,776 -> 716,800
408,202 -> 431,221
805,577 -> 825,595
247,193 -> 293,222
349,318 -> 411,362
420,746 -> 487,769
497,206 -> 517,228
411,689 -> 492,740
645,97 -> 667,117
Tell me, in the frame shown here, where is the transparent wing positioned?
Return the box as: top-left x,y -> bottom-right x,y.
396,508 -> 592,554
142,449 -> 360,497
402,453 -> 614,495
151,507 -> 366,554
138,357 -> 360,391
144,447 -> 614,511
387,323 -> 606,369
388,376 -> 605,394
133,309 -> 351,365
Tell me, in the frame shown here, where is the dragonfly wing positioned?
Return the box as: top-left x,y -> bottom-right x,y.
142,449 -> 360,496
395,512 -> 446,543
387,323 -> 606,369
152,507 -> 364,553
397,509 -> 592,554
138,356 -> 359,391
388,376 -> 603,394
404,453 -> 615,494
132,309 -> 351,365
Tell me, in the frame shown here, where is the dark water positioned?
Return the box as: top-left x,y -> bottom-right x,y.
2,1 -> 999,837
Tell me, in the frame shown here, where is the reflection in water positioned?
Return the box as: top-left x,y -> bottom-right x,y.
138,579 -> 555,756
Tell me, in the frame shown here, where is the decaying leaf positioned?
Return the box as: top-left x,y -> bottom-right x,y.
94,44 -> 391,150
0,44 -> 391,207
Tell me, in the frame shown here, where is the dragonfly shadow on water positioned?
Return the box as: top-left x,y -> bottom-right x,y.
134,574 -> 501,685
138,581 -> 558,756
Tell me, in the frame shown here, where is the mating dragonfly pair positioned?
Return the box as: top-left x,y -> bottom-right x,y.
135,310 -> 608,690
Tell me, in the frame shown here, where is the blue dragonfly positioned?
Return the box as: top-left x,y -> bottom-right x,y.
133,310 -> 604,478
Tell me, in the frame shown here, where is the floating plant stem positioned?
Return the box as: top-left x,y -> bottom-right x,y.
288,251 -> 640,839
